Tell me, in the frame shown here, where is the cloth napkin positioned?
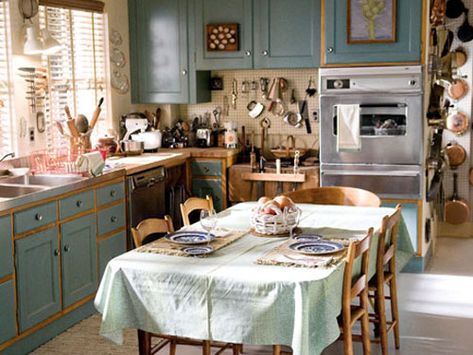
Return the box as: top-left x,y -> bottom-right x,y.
337,104 -> 361,152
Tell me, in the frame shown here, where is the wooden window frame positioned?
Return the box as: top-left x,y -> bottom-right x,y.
39,0 -> 104,13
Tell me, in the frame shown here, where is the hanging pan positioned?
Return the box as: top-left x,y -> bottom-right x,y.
445,172 -> 469,224
444,141 -> 466,169
445,110 -> 469,135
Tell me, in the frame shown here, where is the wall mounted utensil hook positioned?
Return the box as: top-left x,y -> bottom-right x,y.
231,78 -> 238,109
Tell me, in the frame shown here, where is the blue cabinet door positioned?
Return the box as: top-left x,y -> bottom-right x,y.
98,231 -> 126,281
254,0 -> 320,68
0,280 -> 16,344
16,228 -> 61,332
61,214 -> 97,308
195,0 -> 253,69
192,178 -> 224,212
0,215 -> 12,279
323,0 -> 422,65
383,202 -> 418,254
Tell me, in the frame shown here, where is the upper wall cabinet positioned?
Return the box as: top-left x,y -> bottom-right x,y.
195,0 -> 320,70
128,0 -> 210,104
322,0 -> 422,65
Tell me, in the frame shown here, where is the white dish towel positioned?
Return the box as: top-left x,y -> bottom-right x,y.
337,104 -> 361,152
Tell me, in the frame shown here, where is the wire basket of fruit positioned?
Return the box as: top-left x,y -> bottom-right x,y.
251,195 -> 301,235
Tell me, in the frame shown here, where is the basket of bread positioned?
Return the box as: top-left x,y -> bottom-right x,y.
251,195 -> 301,235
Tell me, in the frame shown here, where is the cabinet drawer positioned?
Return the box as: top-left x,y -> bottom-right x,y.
192,178 -> 223,211
0,280 -> 16,344
191,160 -> 222,176
98,231 -> 126,281
14,202 -> 56,235
96,182 -> 125,207
97,203 -> 125,236
59,190 -> 94,220
0,216 -> 12,279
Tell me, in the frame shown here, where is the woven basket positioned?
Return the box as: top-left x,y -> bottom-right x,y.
251,202 -> 300,235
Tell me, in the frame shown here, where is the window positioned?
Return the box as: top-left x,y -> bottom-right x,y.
40,4 -> 108,150
0,0 -> 13,156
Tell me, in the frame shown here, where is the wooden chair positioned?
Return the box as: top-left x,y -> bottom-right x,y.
180,195 -> 214,226
285,187 -> 381,207
272,230 -> 373,355
368,205 -> 402,354
131,216 -> 174,248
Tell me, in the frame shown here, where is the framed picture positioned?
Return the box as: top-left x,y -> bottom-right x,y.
347,0 -> 396,44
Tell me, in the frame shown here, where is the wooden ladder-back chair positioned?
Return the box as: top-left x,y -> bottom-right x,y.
180,195 -> 214,226
285,187 -> 381,207
368,204 -> 402,354
131,216 -> 174,248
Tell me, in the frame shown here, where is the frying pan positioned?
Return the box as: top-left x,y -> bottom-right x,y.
444,141 -> 466,169
445,110 -> 469,135
447,79 -> 468,100
445,172 -> 469,224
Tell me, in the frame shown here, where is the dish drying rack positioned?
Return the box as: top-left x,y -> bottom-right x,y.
29,149 -> 88,176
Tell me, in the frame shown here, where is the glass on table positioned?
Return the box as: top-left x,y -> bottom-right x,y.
284,206 -> 301,239
200,209 -> 217,239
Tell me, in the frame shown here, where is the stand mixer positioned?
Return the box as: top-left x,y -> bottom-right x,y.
123,118 -> 149,141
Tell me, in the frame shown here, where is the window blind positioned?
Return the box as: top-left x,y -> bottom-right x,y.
0,0 -> 13,156
40,5 -> 108,150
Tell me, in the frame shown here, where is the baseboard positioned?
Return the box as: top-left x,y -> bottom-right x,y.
1,301 -> 96,355
401,243 -> 433,273
438,222 -> 473,238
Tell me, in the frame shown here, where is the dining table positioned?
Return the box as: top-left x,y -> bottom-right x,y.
94,202 -> 414,355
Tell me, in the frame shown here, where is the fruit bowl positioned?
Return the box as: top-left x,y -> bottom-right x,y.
251,199 -> 300,235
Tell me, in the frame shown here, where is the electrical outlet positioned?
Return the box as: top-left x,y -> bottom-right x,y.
29,127 -> 35,142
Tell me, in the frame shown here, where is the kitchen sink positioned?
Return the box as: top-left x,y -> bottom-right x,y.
5,174 -> 85,186
0,185 -> 47,198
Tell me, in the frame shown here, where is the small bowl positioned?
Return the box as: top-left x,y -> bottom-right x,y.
8,168 -> 30,176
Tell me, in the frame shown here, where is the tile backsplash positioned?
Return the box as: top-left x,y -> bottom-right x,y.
179,68 -> 319,151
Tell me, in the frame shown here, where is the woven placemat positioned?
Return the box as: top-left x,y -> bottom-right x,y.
256,239 -> 347,268
250,227 -> 302,238
135,230 -> 247,257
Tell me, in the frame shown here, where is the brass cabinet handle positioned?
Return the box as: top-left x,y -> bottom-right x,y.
64,245 -> 70,252
245,50 -> 251,56
110,190 -> 117,197
35,213 -> 43,221
327,47 -> 334,53
76,200 -> 83,207
110,216 -> 118,223
262,50 -> 269,56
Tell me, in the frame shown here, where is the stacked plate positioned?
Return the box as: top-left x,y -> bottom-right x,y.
165,231 -> 215,255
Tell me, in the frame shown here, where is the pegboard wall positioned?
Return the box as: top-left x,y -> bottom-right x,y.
180,68 -> 319,151
438,5 -> 473,223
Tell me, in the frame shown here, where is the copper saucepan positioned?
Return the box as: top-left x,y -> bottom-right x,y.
445,110 -> 469,135
444,141 -> 467,169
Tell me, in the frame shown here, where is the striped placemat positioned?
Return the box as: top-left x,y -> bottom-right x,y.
135,230 -> 247,257
256,239 -> 347,268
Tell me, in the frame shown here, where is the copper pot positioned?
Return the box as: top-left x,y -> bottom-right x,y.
445,110 -> 469,135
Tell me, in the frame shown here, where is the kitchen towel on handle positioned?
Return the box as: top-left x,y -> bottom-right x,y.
337,104 -> 361,152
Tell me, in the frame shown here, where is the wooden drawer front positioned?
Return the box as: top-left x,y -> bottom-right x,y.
97,203 -> 125,236
0,280 -> 16,344
14,202 -> 56,235
59,190 -> 94,220
0,216 -> 12,279
98,231 -> 126,281
191,160 -> 222,176
96,182 -> 125,207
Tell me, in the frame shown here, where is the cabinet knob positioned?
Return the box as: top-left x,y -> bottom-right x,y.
64,245 -> 70,252
110,190 -> 116,197
245,50 -> 251,56
35,213 -> 43,221
262,50 -> 269,56
409,80 -> 417,86
181,69 -> 188,76
327,47 -> 334,53
76,200 -> 83,207
111,216 -> 118,223
203,167 -> 210,173
54,249 -> 60,256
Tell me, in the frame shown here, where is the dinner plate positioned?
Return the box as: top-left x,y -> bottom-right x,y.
289,241 -> 344,255
181,245 -> 214,256
166,231 -> 215,245
292,234 -> 322,242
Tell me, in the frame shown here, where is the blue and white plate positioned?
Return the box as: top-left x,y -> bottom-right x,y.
289,241 -> 344,255
166,231 -> 215,245
181,245 -> 214,256
292,234 -> 322,242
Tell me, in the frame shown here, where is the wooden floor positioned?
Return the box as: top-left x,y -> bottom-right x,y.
32,237 -> 473,355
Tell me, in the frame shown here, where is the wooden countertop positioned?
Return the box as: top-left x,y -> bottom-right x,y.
105,152 -> 188,175
159,147 -> 240,158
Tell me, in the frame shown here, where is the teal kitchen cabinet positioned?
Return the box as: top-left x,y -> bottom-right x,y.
322,0 -> 422,65
192,178 -> 223,212
0,280 -> 16,344
0,215 -> 12,279
128,0 -> 210,103
60,214 -> 97,308
195,0 -> 320,69
16,228 -> 61,332
195,0 -> 253,69
383,201 -> 419,254
253,0 -> 320,68
98,231 -> 126,281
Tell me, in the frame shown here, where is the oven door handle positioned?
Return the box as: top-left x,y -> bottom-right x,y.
321,170 -> 420,177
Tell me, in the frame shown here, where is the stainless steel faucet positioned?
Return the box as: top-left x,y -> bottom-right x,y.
0,152 -> 15,162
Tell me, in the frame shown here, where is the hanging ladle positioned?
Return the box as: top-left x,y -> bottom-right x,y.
458,9 -> 473,43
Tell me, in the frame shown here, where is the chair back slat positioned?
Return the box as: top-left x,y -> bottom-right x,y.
180,196 -> 214,226
285,186 -> 381,207
383,245 -> 395,266
131,216 -> 174,248
376,205 -> 402,274
350,275 -> 367,299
